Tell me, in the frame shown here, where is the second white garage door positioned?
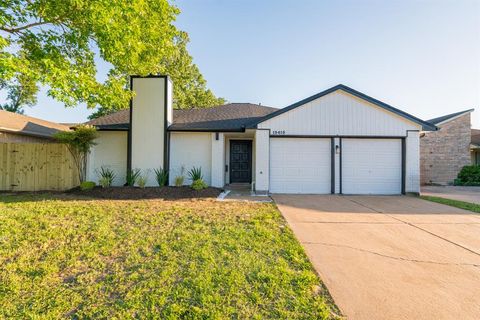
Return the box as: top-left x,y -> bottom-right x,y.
270,138 -> 331,194
342,138 -> 402,195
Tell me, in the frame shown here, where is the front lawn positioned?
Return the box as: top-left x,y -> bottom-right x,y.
0,195 -> 338,319
420,195 -> 480,213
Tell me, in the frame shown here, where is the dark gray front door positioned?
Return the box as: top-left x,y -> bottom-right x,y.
230,140 -> 252,183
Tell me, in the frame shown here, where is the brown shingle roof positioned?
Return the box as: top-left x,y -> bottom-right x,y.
0,110 -> 71,138
86,103 -> 278,131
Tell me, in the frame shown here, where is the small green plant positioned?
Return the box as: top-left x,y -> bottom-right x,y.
191,179 -> 208,191
137,171 -> 148,188
80,181 -> 96,191
174,176 -> 184,187
174,165 -> 186,187
154,167 -> 169,187
126,168 -> 141,186
96,166 -> 116,188
188,166 -> 203,182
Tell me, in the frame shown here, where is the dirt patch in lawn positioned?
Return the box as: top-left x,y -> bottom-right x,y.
66,186 -> 223,200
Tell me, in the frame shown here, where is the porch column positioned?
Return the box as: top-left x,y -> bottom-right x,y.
254,129 -> 270,193
211,132 -> 225,188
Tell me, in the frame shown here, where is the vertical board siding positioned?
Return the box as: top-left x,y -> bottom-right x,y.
86,131 -> 128,186
0,143 -> 78,191
259,91 -> 421,136
169,132 -> 212,186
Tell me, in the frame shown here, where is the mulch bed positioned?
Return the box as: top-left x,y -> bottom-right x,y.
66,186 -> 223,200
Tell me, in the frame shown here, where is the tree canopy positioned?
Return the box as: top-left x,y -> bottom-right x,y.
0,0 -> 225,116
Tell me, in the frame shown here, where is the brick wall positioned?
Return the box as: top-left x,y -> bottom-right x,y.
420,113 -> 471,185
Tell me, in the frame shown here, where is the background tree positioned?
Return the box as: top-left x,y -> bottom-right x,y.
54,125 -> 98,183
0,0 -> 224,118
0,73 -> 38,114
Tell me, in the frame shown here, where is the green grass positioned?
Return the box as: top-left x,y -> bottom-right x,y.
0,194 -> 338,319
420,195 -> 480,213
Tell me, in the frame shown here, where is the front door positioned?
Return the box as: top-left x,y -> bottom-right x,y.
230,140 -> 252,183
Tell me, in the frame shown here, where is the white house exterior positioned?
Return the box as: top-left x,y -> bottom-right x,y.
86,75 -> 436,195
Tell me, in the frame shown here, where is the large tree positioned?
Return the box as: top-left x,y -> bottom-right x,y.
0,0 -> 224,116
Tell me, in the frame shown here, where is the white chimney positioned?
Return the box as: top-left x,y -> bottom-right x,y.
129,75 -> 173,185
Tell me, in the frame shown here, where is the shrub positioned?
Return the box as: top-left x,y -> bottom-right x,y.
188,167 -> 203,182
80,181 -> 96,190
191,179 -> 208,191
96,166 -> 116,188
174,176 -> 184,187
137,170 -> 149,188
174,165 -> 186,187
54,125 -> 98,183
154,167 -> 169,187
126,168 -> 141,186
455,165 -> 480,186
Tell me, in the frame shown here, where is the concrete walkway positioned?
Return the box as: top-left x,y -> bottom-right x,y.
273,195 -> 480,320
422,185 -> 480,205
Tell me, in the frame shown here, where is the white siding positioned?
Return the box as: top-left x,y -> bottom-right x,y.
169,132 -> 212,186
87,131 -> 128,186
406,131 -> 420,193
166,78 -> 173,126
211,133 -> 225,187
259,90 -> 421,136
131,77 -> 166,184
254,130 -> 270,192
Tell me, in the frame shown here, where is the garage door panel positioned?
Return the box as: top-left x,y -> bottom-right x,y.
342,139 -> 401,195
270,138 -> 331,194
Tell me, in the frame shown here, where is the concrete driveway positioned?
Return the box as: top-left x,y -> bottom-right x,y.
422,185 -> 480,205
273,195 -> 480,320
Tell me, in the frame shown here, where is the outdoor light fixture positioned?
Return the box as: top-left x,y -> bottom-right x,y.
335,145 -> 340,154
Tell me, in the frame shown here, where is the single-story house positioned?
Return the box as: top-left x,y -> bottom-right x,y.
420,109 -> 474,185
86,75 -> 436,195
0,110 -> 71,143
471,129 -> 480,165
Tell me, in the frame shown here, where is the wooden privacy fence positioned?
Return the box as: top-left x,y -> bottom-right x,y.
0,143 -> 79,191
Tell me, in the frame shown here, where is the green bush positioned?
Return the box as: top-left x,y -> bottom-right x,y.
455,165 -> 480,186
191,179 -> 208,191
174,176 -> 184,187
80,181 -> 96,190
96,166 -> 116,188
137,172 -> 148,188
126,168 -> 141,186
188,167 -> 203,182
154,167 -> 169,187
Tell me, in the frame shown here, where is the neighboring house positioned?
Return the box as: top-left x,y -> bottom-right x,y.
0,110 -> 71,143
472,129 -> 480,165
86,76 -> 435,195
420,109 -> 474,185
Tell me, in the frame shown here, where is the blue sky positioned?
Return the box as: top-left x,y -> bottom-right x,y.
25,0 -> 480,127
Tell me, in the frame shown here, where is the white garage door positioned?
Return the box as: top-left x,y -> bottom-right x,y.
342,139 -> 402,195
270,138 -> 331,193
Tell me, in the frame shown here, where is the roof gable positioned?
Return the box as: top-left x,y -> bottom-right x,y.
427,109 -> 474,126
253,84 -> 437,131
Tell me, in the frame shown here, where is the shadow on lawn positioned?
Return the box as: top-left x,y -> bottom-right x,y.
0,186 -> 223,202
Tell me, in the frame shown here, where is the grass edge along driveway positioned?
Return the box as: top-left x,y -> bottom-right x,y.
420,195 -> 480,214
0,194 -> 340,319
